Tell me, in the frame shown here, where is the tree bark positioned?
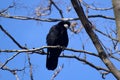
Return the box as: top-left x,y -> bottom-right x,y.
71,0 -> 120,79
112,0 -> 120,42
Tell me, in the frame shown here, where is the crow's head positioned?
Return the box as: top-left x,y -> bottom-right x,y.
58,21 -> 70,28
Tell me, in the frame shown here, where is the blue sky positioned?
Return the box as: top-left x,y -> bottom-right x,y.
0,0 -> 117,80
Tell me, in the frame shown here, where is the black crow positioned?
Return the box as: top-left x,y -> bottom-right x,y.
46,21 -> 70,70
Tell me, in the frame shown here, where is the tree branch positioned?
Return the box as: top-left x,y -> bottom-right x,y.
51,64 -> 64,80
60,54 -> 109,72
0,13 -> 114,22
50,0 -> 63,18
0,52 -> 20,69
81,0 -> 113,11
0,25 -> 26,49
0,62 -> 25,80
0,3 -> 15,14
0,46 -> 98,57
27,54 -> 34,80
95,28 -> 118,41
0,45 -> 110,75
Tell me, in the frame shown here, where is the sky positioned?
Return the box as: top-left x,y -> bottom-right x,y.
0,0 -> 118,80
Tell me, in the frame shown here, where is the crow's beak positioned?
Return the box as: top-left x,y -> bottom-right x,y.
64,24 -> 69,28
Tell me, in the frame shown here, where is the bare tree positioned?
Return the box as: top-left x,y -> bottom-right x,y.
0,0 -> 120,80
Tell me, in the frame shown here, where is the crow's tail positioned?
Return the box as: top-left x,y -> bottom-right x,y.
46,54 -> 58,70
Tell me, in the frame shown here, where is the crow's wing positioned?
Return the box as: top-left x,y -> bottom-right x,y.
46,25 -> 60,46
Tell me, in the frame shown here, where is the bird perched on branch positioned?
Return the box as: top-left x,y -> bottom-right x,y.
46,21 -> 70,70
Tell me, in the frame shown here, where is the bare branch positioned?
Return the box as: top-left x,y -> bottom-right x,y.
0,62 -> 25,80
0,45 -> 110,77
13,71 -> 20,80
50,0 -> 63,18
35,0 -> 52,17
80,0 -> 113,11
0,52 -> 20,69
60,54 -> 109,72
88,15 -> 115,20
95,28 -> 118,41
0,25 -> 26,49
0,13 -> 114,22
0,46 -> 98,57
51,64 -> 64,80
27,54 -> 34,80
109,54 -> 120,62
0,3 -> 15,14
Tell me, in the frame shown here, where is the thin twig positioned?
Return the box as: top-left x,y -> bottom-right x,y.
0,25 -> 26,49
51,64 -> 64,80
0,62 -> 25,80
27,54 -> 34,80
35,0 -> 52,17
95,28 -> 118,41
88,15 -> 114,20
81,0 -> 112,11
60,54 -> 109,72
0,3 -> 15,14
0,52 -> 20,69
50,0 -> 63,18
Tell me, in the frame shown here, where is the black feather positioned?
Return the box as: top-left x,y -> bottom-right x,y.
46,21 -> 70,70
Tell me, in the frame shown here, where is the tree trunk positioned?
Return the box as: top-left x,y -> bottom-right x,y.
112,0 -> 120,42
